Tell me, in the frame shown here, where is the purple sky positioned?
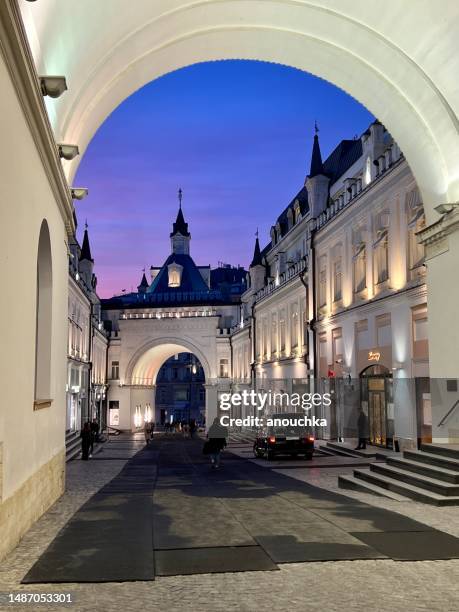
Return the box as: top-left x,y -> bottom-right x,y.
75,60 -> 373,297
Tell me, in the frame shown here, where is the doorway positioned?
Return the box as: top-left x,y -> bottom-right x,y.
360,365 -> 393,448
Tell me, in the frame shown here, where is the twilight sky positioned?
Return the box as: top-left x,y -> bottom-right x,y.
75,60 -> 373,297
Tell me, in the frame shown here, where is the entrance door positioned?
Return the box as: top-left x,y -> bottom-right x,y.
368,386 -> 386,446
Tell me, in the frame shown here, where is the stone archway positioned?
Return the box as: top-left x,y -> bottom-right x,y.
120,336 -> 217,430
20,1 -> 459,218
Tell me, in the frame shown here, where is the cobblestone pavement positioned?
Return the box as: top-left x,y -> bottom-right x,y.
0,435 -> 458,612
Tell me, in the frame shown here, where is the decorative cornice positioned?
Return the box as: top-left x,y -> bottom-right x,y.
0,1 -> 75,235
417,206 -> 459,260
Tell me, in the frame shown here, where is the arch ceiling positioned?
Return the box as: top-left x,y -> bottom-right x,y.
20,0 -> 459,221
127,340 -> 210,385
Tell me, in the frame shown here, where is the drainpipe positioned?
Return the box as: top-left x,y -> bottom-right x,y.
250,301 -> 257,389
308,229 -> 318,382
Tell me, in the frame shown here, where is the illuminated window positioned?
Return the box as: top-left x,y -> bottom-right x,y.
219,358 -> 229,378
168,263 -> 183,287
333,259 -> 342,302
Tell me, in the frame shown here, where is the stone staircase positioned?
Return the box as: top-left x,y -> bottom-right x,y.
65,430 -> 81,462
339,443 -> 459,505
318,441 -> 387,459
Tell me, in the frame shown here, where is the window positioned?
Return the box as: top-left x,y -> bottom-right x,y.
219,358 -> 229,378
271,314 -> 278,356
365,156 -> 371,186
291,304 -> 299,349
406,188 -> 425,271
412,304 -> 429,360
376,314 -> 391,347
333,259 -> 342,302
332,328 -> 343,364
373,228 -> 389,285
35,220 -> 53,405
168,263 -> 183,287
318,257 -> 327,308
111,361 -> 119,379
279,310 -> 286,354
353,242 -> 366,293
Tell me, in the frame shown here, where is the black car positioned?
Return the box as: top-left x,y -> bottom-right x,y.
253,413 -> 315,460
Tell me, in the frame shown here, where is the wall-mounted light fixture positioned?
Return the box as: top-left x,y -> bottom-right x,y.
39,75 -> 67,98
71,188 -> 89,200
58,143 -> 79,160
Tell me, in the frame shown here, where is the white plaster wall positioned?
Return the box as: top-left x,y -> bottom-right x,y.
0,50 -> 67,499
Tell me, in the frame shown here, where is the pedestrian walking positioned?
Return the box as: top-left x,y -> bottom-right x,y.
355,408 -> 369,450
80,422 -> 92,460
144,420 -> 152,445
206,417 -> 228,469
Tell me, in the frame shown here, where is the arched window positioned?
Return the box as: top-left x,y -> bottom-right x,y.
35,220 -> 53,406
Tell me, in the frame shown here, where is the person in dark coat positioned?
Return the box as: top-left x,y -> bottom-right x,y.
90,418 -> 100,452
80,422 -> 92,460
206,417 -> 228,468
356,408 -> 369,450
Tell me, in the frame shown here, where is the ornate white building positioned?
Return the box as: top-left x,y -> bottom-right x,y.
232,122 -> 428,450
67,224 -> 108,446
102,200 -> 245,430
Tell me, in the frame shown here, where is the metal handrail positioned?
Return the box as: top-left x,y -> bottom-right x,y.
438,398 -> 459,427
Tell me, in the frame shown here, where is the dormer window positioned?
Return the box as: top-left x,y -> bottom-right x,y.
168,263 -> 183,287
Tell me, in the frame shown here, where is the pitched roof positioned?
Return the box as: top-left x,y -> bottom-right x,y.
138,272 -> 149,289
170,207 -> 190,237
323,138 -> 362,184
147,253 -> 209,294
309,133 -> 324,177
80,227 -> 93,262
250,237 -> 263,267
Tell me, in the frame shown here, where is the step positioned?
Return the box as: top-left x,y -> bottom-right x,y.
338,475 -> 407,501
352,468 -> 459,506
326,441 -> 377,458
421,443 -> 459,461
370,463 -> 459,496
404,449 -> 459,471
66,445 -> 81,462
317,445 -> 342,457
387,456 -> 459,484
321,444 -> 361,458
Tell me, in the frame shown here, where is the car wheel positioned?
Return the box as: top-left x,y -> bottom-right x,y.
305,453 -> 313,460
291,453 -> 298,459
266,450 -> 275,461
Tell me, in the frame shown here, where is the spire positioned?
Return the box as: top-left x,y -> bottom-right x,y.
309,122 -> 324,178
80,222 -> 93,262
170,188 -> 190,237
250,230 -> 263,268
137,268 -> 149,293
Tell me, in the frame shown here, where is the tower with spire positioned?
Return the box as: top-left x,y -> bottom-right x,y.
305,123 -> 330,218
249,230 -> 265,292
79,221 -> 95,288
170,188 -> 191,255
137,269 -> 149,293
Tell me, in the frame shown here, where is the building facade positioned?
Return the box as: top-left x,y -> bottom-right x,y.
231,122 -> 428,450
67,224 -> 108,437
102,200 -> 245,430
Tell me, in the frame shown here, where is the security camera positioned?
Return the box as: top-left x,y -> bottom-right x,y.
39,76 -> 67,99
434,203 -> 459,215
58,144 -> 79,160
71,188 -> 89,200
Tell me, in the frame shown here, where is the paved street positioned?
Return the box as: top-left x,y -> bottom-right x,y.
1,434 -> 459,612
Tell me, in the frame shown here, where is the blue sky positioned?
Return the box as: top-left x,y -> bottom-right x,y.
75,60 -> 373,296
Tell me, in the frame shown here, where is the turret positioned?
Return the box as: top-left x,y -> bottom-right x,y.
170,188 -> 191,255
249,234 -> 265,292
79,223 -> 94,288
137,271 -> 149,293
305,125 -> 330,218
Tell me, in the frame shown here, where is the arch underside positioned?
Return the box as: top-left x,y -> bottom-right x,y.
127,338 -> 211,386
20,0 -> 459,221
